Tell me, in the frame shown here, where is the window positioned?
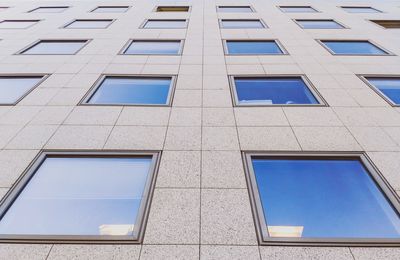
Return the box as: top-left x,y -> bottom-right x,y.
83,76 -> 175,105
19,40 -> 89,55
142,19 -> 187,29
224,40 -> 285,55
231,76 -> 322,106
295,20 -> 345,29
156,6 -> 189,12
220,19 -> 266,29
244,152 -> 400,245
370,20 -> 400,29
64,20 -> 114,29
91,6 -> 130,13
29,7 -> 68,13
320,40 -> 390,55
217,6 -> 254,13
0,76 -> 46,105
0,151 -> 159,241
279,6 -> 318,13
123,40 -> 183,55
363,77 -> 400,105
0,7 -> 9,11
0,20 -> 39,29
341,6 -> 382,13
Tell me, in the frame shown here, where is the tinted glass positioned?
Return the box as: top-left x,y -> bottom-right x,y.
342,7 -> 380,13
297,20 -> 344,29
0,77 -> 43,104
0,156 -> 152,236
366,77 -> 400,105
252,158 -> 400,238
88,77 -> 172,105
21,41 -> 87,55
65,20 -> 112,29
371,20 -> 400,29
156,6 -> 189,12
322,41 -> 387,55
234,77 -> 318,105
92,7 -> 129,13
30,7 -> 68,13
280,6 -> 317,13
221,20 -> 264,28
0,20 -> 38,29
226,41 -> 283,54
124,41 -> 181,54
217,6 -> 253,13
144,20 -> 187,28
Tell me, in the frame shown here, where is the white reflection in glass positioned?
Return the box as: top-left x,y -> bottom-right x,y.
124,41 -> 181,54
22,41 -> 87,55
0,77 -> 43,104
66,20 -> 112,29
0,20 -> 38,29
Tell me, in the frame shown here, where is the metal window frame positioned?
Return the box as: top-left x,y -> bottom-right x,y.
229,74 -> 327,107
0,20 -> 41,29
79,74 -> 177,107
219,19 -> 267,29
90,6 -> 130,13
293,19 -> 348,29
140,19 -> 189,29
340,6 -> 383,13
243,151 -> 400,247
28,6 -> 69,13
216,5 -> 255,13
154,6 -> 191,13
358,74 -> 400,107
16,39 -> 91,55
62,19 -> 115,29
316,39 -> 395,56
119,39 -> 185,55
278,6 -> 320,13
368,20 -> 400,29
0,150 -> 161,244
222,39 -> 288,55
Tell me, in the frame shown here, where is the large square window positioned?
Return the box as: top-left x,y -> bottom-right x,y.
64,19 -> 114,29
142,19 -> 187,29
224,40 -> 285,55
245,152 -> 400,245
279,6 -> 318,13
91,6 -> 130,13
0,76 -> 46,105
19,40 -> 89,55
83,76 -> 174,105
320,40 -> 390,55
156,6 -> 189,12
220,19 -> 266,29
363,77 -> 400,105
29,7 -> 69,13
0,152 -> 159,241
217,6 -> 254,13
123,40 -> 183,55
296,20 -> 345,29
341,6 -> 382,13
0,20 -> 39,29
370,20 -> 400,29
231,76 -> 322,106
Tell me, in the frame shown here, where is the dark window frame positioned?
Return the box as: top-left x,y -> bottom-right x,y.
359,74 -> 400,107
62,19 -> 115,29
294,19 -> 348,29
119,39 -> 185,55
219,19 -> 267,29
222,39 -> 288,55
369,20 -> 400,29
16,39 -> 91,55
154,6 -> 191,12
0,20 -> 40,29
216,5 -> 255,13
317,39 -> 394,56
140,19 -> 189,29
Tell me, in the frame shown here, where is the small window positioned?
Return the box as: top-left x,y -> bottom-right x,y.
64,20 -> 114,29
217,6 -> 254,13
224,40 -> 285,55
19,40 -> 89,55
0,151 -> 159,241
0,76 -> 46,105
29,6 -> 69,13
156,6 -> 189,12
91,6 -> 130,13
341,6 -> 382,13
220,19 -> 266,29
231,76 -> 322,106
370,20 -> 400,29
295,20 -> 345,29
245,152 -> 400,245
0,7 -> 9,11
0,20 -> 39,29
279,6 -> 318,13
142,19 -> 187,29
123,40 -> 183,55
320,40 -> 390,55
83,76 -> 175,106
363,77 -> 400,105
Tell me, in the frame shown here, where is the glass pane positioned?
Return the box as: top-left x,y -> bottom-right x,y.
156,6 -> 189,12
0,77 -> 43,104
367,77 -> 400,105
280,7 -> 317,13
0,156 -> 152,236
252,158 -> 400,238
297,20 -> 344,29
342,7 -> 380,13
88,77 -> 172,105
92,7 -> 129,13
218,6 -> 253,13
226,41 -> 283,54
234,77 -> 319,105
144,20 -> 186,28
221,20 -> 264,28
22,41 -> 87,55
124,41 -> 181,54
0,21 -> 38,29
66,20 -> 112,29
31,7 -> 68,13
322,41 -> 387,55
371,20 -> 400,29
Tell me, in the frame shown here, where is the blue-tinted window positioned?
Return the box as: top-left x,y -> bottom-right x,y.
321,41 -> 388,55
280,6 -> 317,13
0,76 -> 44,104
341,7 -> 381,13
217,6 -> 253,13
124,41 -> 182,55
0,20 -> 39,29
21,40 -> 88,55
296,20 -> 344,29
92,6 -> 129,13
250,156 -> 400,239
233,77 -> 319,105
226,41 -> 284,54
87,77 -> 173,105
366,77 -> 400,105
0,154 -> 155,237
143,19 -> 187,29
65,20 -> 113,29
29,7 -> 68,13
220,19 -> 265,29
